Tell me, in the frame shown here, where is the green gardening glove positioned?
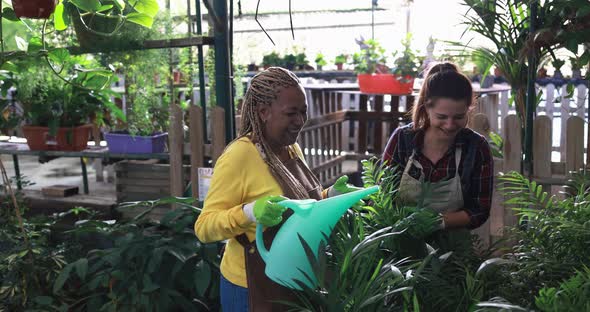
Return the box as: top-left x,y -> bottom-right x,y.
250,195 -> 288,227
328,175 -> 362,197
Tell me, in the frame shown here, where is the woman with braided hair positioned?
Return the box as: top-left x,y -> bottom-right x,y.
195,67 -> 357,311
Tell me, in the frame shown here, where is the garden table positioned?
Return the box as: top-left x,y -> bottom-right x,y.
0,142 -> 171,194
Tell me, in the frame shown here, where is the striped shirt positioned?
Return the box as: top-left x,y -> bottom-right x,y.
382,123 -> 494,229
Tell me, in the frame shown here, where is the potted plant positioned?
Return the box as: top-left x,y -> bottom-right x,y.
53,0 -> 159,51
353,38 -> 416,94
569,54 -> 588,79
283,53 -> 297,70
295,52 -> 309,71
315,53 -> 327,71
390,34 -> 420,90
261,52 -> 282,69
11,0 -> 57,19
15,57 -> 120,151
334,54 -> 348,70
551,58 -> 565,79
103,51 -> 170,154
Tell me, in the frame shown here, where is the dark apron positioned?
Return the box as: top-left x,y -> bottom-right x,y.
235,156 -> 323,312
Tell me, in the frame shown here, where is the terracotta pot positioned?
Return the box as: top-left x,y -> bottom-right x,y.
22,124 -> 92,151
12,0 -> 56,19
336,63 -> 344,71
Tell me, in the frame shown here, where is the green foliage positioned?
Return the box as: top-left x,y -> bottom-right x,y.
352,39 -> 387,74
569,51 -> 590,70
492,170 -> 590,306
535,267 -> 590,312
391,34 -> 421,80
334,54 -> 348,65
0,213 -> 71,311
551,59 -> 565,71
205,47 -> 216,107
262,51 -> 282,67
488,131 -> 504,158
533,0 -> 590,55
13,56 -> 121,134
295,53 -> 308,67
283,53 -> 297,68
54,0 -> 159,32
315,53 -> 327,67
458,0 -> 539,126
51,198 -> 222,311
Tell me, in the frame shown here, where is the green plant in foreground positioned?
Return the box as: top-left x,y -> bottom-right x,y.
535,266 -> 590,312
51,198 -> 222,312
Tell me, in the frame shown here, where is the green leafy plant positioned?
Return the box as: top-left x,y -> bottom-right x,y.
569,52 -> 590,70
334,54 -> 348,65
295,52 -> 308,70
391,34 -> 421,81
283,53 -> 297,70
351,39 -> 387,74
54,0 -> 159,33
0,215 -> 68,311
14,56 -> 121,134
51,198 -> 222,311
551,59 -> 565,71
488,131 -> 504,158
261,51 -> 282,67
315,53 -> 327,68
535,266 -> 590,312
492,170 -> 590,306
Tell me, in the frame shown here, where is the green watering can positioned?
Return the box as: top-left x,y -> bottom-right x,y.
255,185 -> 380,290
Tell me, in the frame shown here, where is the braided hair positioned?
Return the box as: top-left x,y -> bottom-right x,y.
237,67 -> 309,199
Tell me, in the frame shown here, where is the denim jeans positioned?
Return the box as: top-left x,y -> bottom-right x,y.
220,274 -> 249,312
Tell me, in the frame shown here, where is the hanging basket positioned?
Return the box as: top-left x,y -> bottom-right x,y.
357,74 -> 414,94
12,0 -> 57,19
68,4 -> 148,51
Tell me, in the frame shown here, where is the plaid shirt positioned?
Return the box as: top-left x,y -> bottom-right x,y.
382,123 -> 494,229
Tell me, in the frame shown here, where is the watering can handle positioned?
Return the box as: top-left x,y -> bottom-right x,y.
255,224 -> 269,263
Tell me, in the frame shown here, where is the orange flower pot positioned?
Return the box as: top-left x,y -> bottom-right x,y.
22,124 -> 92,151
357,74 -> 414,94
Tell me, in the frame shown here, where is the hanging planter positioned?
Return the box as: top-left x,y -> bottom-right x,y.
12,0 -> 57,19
105,131 -> 168,154
357,74 -> 414,94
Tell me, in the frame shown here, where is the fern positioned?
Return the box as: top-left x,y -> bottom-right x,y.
534,266 -> 590,312
498,171 -> 556,222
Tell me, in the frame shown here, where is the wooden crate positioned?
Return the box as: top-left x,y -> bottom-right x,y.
114,160 -> 192,219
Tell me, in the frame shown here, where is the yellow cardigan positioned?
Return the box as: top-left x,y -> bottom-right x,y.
194,137 -> 308,288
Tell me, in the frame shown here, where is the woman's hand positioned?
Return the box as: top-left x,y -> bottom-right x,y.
328,175 -> 362,197
243,195 -> 288,226
396,209 -> 443,238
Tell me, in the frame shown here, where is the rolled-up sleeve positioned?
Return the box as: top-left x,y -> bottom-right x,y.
464,137 -> 494,229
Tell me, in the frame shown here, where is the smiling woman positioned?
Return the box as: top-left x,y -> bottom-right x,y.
382,61 -> 494,251
194,67 -> 321,312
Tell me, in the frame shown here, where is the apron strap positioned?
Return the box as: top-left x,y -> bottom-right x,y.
454,147 -> 462,175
